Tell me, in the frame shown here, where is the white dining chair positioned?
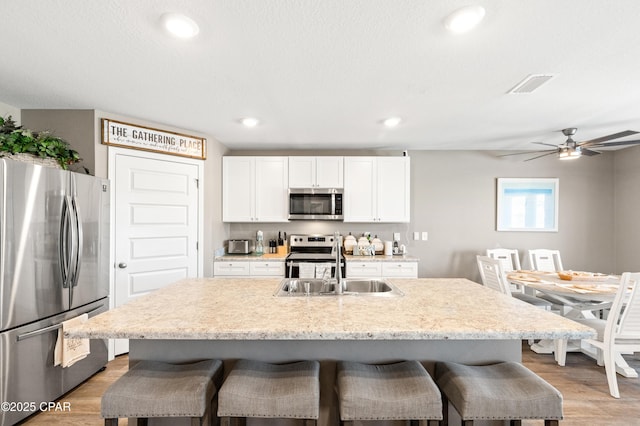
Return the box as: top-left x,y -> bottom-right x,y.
565,272 -> 640,398
476,256 -> 552,310
486,248 -> 522,272
528,249 -> 564,272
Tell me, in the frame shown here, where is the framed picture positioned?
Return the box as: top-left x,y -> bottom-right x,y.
496,178 -> 559,232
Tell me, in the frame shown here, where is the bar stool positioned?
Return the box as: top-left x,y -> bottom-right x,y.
217,359 -> 320,425
435,361 -> 563,425
336,360 -> 442,425
101,359 -> 223,426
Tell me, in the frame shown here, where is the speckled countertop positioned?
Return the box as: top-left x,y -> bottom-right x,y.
344,254 -> 419,262
214,254 -> 419,262
215,254 -> 287,261
66,278 -> 595,341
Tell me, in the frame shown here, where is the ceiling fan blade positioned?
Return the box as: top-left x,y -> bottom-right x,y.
498,151 -> 546,157
580,148 -> 600,156
580,130 -> 639,146
586,139 -> 640,148
532,141 -> 560,148
524,151 -> 557,161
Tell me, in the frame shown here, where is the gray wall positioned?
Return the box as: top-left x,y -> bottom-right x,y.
614,145 -> 640,273
228,149 -> 624,280
0,101 -> 20,124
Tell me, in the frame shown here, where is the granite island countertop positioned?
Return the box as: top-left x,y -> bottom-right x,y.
67,278 -> 595,341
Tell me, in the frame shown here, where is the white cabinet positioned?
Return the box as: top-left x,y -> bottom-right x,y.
343,157 -> 410,222
382,262 -> 418,278
214,260 -> 284,277
346,261 -> 418,278
213,261 -> 251,276
249,261 -> 285,277
346,262 -> 381,278
288,156 -> 343,188
223,157 -> 289,222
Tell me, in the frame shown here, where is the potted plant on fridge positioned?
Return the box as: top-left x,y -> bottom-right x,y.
0,115 -> 80,169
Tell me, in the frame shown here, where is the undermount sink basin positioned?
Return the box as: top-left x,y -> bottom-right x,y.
274,278 -> 403,297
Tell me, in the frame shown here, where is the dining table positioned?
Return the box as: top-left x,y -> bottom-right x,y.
507,270 -> 638,378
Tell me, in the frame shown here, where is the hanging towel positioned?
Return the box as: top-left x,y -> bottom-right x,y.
54,314 -> 90,368
298,263 -> 316,279
315,263 -> 333,280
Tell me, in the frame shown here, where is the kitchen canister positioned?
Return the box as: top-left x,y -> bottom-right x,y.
384,241 -> 393,256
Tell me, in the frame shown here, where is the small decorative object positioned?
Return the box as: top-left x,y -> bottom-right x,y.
0,116 -> 81,170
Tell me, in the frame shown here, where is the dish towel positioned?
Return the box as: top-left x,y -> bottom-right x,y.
54,314 -> 90,368
298,263 -> 316,278
315,263 -> 333,280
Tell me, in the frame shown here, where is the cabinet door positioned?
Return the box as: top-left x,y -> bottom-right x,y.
315,156 -> 344,188
288,157 -> 316,188
343,157 -> 376,222
250,261 -> 285,276
223,157 -> 255,222
255,157 -> 289,222
382,262 -> 418,278
213,261 -> 251,276
346,262 -> 381,277
376,157 -> 410,222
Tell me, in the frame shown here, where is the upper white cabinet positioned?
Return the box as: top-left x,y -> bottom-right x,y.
223,156 -> 289,222
288,156 -> 343,188
343,157 -> 410,222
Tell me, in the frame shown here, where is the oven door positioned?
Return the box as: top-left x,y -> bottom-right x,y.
285,254 -> 345,278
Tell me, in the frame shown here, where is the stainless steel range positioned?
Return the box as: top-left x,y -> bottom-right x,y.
285,234 -> 345,279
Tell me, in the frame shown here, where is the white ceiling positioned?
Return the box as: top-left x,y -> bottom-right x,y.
2,0 -> 640,152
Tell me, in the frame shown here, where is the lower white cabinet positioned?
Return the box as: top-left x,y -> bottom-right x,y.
347,261 -> 418,278
214,260 -> 285,277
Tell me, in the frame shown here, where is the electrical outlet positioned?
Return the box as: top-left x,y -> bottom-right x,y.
422,232 -> 428,241
413,231 -> 420,240
393,232 -> 400,241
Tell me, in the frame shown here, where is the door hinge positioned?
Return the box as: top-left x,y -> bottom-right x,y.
195,178 -> 199,189
196,241 -> 199,250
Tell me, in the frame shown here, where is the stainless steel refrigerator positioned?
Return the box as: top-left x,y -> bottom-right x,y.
0,158 -> 110,426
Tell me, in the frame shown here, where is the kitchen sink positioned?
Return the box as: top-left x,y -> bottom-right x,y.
274,278 -> 403,297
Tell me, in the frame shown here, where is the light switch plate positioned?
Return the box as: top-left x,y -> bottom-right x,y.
422,232 -> 428,241
413,231 -> 420,240
393,232 -> 400,241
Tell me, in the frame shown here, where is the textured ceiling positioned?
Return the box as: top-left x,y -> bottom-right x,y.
2,0 -> 640,152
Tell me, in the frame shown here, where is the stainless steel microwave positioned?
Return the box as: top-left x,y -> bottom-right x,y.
288,188 -> 343,220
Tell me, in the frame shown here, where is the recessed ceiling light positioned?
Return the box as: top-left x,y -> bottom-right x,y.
444,5 -> 486,34
383,117 -> 402,128
241,117 -> 260,128
161,13 -> 200,39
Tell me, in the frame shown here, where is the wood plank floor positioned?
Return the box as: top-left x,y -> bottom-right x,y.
18,343 -> 640,425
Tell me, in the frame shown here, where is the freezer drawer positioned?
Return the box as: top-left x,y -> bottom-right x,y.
0,299 -> 108,426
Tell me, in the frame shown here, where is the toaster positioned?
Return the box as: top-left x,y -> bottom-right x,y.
228,239 -> 251,254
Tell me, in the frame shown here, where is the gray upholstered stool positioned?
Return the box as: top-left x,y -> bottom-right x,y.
336,360 -> 442,426
101,359 -> 223,426
435,361 -> 563,426
217,359 -> 320,426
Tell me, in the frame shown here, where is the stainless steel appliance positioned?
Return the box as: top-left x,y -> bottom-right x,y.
285,234 -> 345,278
0,159 -> 110,426
288,188 -> 343,220
228,239 -> 251,254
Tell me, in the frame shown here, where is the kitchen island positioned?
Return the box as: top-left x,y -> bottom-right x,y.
67,278 -> 595,425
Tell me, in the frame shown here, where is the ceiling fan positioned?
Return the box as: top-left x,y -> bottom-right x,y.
501,128 -> 640,161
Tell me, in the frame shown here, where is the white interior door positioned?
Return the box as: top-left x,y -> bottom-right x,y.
111,149 -> 201,355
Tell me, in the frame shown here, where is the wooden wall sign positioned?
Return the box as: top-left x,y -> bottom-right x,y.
101,118 -> 206,160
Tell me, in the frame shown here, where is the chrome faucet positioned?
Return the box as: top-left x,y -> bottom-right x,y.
334,231 -> 344,294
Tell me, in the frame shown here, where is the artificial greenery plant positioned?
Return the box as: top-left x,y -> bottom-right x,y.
0,115 -> 80,169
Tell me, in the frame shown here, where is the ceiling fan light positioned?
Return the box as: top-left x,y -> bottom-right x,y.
444,5 -> 486,34
559,147 -> 581,160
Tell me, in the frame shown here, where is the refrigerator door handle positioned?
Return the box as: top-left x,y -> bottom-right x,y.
15,303 -> 105,341
70,196 -> 83,289
60,196 -> 73,288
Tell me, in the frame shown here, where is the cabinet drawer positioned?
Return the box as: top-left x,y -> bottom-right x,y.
346,262 -> 382,277
213,261 -> 251,276
249,261 -> 285,276
382,262 -> 418,278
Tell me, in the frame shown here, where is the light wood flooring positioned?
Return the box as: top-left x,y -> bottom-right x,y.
18,343 -> 640,425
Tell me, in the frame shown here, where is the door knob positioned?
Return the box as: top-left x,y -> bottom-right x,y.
118,262 -> 128,269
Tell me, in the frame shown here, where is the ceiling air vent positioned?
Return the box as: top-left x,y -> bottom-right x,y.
507,74 -> 555,94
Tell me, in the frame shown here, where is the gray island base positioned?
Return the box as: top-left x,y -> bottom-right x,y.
68,278 -> 595,426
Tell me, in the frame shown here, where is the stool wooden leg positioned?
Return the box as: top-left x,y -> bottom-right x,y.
545,421 -> 559,426
441,393 -> 449,426
104,419 -> 118,426
510,421 -> 522,426
137,419 -> 148,426
303,420 -> 316,426
462,420 -> 474,426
